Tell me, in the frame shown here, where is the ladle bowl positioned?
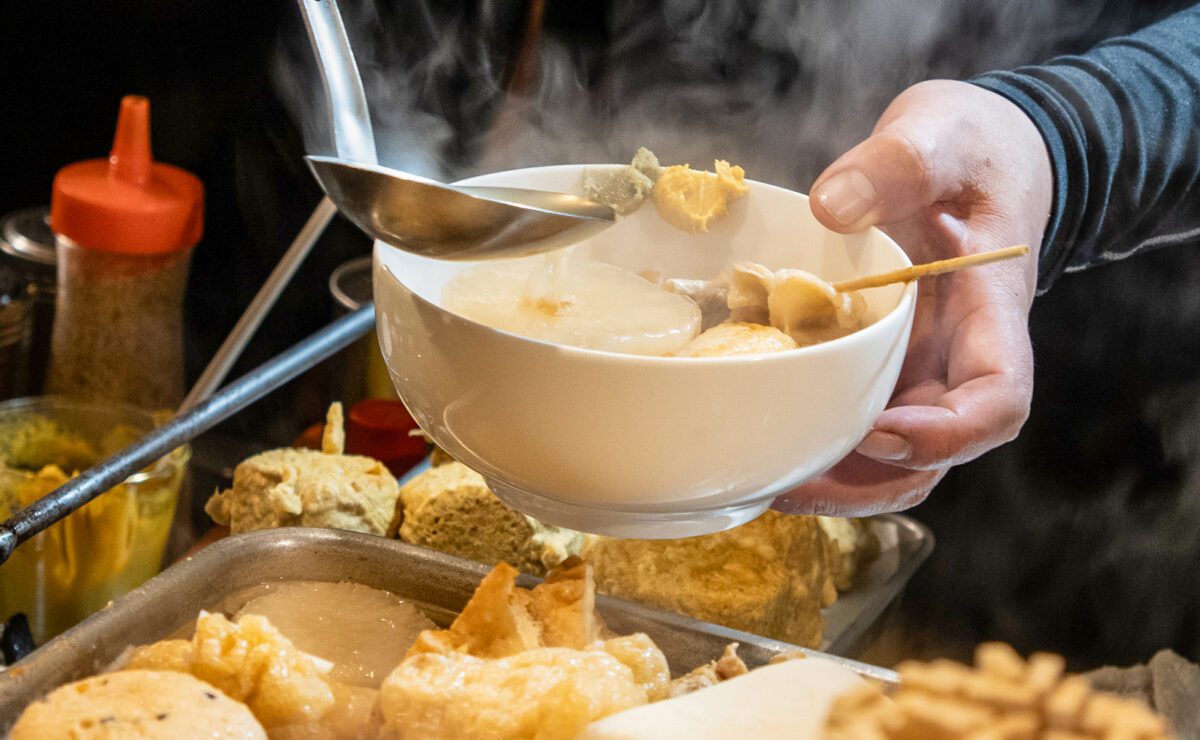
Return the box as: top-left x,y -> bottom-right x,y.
307,157 -> 615,259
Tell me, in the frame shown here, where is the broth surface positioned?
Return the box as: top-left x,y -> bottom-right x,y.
443,258 -> 701,356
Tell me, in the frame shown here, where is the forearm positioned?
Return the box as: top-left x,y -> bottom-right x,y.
972,5 -> 1200,292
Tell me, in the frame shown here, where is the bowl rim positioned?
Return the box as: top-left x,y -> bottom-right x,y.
375,164 -> 918,366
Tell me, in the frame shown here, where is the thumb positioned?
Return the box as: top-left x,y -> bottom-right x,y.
810,125 -> 955,234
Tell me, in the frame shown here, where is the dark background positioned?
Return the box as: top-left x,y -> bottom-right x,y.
3,0 -> 1198,669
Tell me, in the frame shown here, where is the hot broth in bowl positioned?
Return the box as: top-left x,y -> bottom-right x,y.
373,164 -> 916,538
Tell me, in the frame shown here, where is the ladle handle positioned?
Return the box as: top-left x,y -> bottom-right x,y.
831,245 -> 1030,293
297,0 -> 377,163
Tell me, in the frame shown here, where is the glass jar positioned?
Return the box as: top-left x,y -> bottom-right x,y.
0,396 -> 189,643
0,208 -> 57,401
330,255 -> 398,403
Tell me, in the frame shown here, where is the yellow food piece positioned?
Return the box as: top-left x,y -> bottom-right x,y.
10,670 -> 266,739
672,321 -> 798,357
0,415 -> 182,643
123,638 -> 194,673
189,612 -> 336,729
409,562 -> 543,660
824,642 -> 1172,740
123,612 -> 336,730
391,462 -> 584,576
584,510 -> 836,648
526,558 -> 604,651
598,633 -> 671,702
320,402 -> 345,455
380,647 -> 649,740
265,683 -> 384,740
387,559 -> 669,739
652,160 -> 748,233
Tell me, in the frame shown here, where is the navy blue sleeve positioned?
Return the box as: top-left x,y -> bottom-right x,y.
971,5 -> 1200,293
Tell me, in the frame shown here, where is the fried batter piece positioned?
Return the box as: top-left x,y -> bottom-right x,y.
668,643 -> 750,698
528,556 -> 606,649
824,642 -> 1172,740
381,647 -> 649,740
406,562 -> 542,659
385,560 -> 670,739
122,612 -> 336,730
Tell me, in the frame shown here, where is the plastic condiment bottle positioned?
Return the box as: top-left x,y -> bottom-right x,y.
345,399 -> 426,476
46,96 -> 204,409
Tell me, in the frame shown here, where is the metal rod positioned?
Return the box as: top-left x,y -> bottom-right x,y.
0,305 -> 376,564
180,198 -> 339,412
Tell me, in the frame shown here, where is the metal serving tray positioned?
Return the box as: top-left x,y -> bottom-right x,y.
0,528 -> 899,726
393,459 -> 934,658
823,513 -> 933,656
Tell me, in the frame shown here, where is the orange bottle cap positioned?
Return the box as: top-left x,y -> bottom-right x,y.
50,96 -> 204,255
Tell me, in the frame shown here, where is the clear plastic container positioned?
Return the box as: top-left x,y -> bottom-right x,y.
47,238 -> 190,409
0,396 -> 189,643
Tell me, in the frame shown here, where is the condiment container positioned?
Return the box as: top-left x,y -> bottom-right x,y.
46,96 -> 204,410
345,399 -> 425,477
0,396 -> 190,644
330,255 -> 397,403
292,399 -> 426,478
0,208 -> 56,401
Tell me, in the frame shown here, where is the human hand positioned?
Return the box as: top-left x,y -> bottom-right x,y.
772,80 -> 1052,517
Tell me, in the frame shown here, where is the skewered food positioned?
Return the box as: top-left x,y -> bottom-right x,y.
447,151 -> 877,359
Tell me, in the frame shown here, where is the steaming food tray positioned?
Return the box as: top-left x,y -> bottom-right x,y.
0,528 -> 901,726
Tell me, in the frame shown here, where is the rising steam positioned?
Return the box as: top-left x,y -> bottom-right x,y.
274,0 -> 1114,189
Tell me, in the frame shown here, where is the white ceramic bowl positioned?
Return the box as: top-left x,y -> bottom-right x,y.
374,165 -> 916,538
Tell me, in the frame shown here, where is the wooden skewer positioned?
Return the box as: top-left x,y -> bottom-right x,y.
831,245 -> 1030,293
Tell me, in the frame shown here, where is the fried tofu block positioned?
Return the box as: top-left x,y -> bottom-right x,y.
585,510 -> 835,648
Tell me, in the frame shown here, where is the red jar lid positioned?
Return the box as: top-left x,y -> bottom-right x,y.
50,96 -> 204,255
345,399 -> 427,477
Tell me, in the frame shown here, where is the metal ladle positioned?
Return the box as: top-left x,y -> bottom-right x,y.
178,0 -> 611,411
299,0 -> 614,260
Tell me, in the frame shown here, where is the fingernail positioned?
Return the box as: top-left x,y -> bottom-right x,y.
816,169 -> 876,226
856,431 -> 911,462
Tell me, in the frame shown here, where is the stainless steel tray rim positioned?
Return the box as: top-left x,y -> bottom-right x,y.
0,527 -> 903,726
